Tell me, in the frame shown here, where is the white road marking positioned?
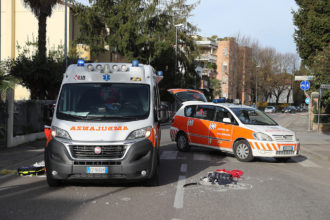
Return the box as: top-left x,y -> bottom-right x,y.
160,151 -> 178,160
174,175 -> 186,209
180,164 -> 187,173
193,153 -> 212,161
291,157 -> 321,168
224,156 -> 239,163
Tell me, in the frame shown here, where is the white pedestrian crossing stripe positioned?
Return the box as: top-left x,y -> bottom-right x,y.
160,151 -> 178,160
160,151 -> 322,168
291,157 -> 321,168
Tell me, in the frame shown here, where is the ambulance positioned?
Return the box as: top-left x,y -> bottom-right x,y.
44,60 -> 168,186
170,101 -> 300,162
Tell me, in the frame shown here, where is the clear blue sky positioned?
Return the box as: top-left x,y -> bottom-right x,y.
76,0 -> 299,54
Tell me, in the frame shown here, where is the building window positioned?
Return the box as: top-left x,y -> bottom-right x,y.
223,48 -> 228,56
222,75 -> 226,84
222,62 -> 228,73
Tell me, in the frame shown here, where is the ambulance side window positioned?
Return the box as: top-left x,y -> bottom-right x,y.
184,105 -> 196,117
194,105 -> 215,121
215,107 -> 237,124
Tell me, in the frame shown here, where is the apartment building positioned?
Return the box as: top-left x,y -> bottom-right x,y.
194,36 -> 218,91
216,38 -> 252,103
0,0 -> 79,100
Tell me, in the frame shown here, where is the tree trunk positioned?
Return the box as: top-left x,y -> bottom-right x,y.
38,14 -> 47,61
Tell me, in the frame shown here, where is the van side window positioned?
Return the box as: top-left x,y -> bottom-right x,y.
215,107 -> 236,124
184,105 -> 196,117
194,105 -> 215,121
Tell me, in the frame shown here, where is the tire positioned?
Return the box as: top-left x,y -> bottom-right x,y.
233,140 -> 254,162
276,157 -> 291,162
45,152 -> 62,187
176,133 -> 190,152
145,155 -> 160,187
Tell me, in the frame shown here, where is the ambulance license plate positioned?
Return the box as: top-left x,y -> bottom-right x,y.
87,167 -> 108,174
282,146 -> 293,151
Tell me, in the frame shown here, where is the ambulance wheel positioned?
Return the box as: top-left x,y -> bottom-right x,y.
234,140 -> 254,162
176,133 -> 190,152
145,155 -> 159,187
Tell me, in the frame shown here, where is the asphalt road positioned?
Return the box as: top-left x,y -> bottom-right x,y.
1,113 -> 330,220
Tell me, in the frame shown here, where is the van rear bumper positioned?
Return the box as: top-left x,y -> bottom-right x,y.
45,138 -> 157,181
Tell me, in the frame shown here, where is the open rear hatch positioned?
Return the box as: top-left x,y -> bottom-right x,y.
167,89 -> 207,117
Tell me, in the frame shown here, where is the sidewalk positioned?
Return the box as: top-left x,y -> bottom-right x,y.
0,139 -> 46,174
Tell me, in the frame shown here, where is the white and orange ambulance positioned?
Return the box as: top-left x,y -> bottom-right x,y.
170,101 -> 300,162
44,60 -> 168,186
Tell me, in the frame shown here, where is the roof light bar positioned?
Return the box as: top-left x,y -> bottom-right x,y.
132,60 -> 139,67
157,71 -> 163,76
121,65 -> 128,72
96,64 -> 103,71
77,59 -> 85,66
87,64 -> 94,71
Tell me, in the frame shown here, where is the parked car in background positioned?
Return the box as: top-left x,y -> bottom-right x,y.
282,106 -> 297,113
264,106 -> 276,113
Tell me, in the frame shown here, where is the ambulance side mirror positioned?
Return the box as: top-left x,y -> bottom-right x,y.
159,104 -> 169,123
223,118 -> 231,124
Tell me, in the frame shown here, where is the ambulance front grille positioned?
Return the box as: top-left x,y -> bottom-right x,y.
70,145 -> 126,159
276,150 -> 295,155
273,135 -> 294,142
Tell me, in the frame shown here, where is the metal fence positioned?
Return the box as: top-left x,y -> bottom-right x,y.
13,100 -> 55,136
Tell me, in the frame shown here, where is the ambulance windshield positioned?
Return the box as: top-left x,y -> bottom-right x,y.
56,83 -> 150,121
230,108 -> 278,126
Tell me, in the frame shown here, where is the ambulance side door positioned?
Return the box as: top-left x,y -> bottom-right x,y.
209,106 -> 235,149
187,105 -> 215,146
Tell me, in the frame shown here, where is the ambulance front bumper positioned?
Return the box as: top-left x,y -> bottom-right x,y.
248,140 -> 300,157
45,138 -> 157,181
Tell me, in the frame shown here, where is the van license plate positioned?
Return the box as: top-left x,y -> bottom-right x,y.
283,146 -> 293,151
87,167 -> 108,174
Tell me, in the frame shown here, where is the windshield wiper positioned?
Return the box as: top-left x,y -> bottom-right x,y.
57,112 -> 88,121
85,115 -> 141,121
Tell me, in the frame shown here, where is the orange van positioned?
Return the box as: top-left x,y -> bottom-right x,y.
170,101 -> 300,162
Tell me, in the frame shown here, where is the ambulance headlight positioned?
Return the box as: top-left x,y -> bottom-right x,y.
253,132 -> 273,141
87,64 -> 94,71
126,127 -> 152,140
51,126 -> 71,140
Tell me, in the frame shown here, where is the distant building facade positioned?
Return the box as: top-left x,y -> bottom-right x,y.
0,0 -> 79,100
216,39 -> 252,103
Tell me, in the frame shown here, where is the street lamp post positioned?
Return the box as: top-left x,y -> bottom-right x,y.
64,0 -> 68,68
174,24 -> 183,82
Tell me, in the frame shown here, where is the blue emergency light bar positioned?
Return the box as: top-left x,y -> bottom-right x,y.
213,98 -> 226,103
77,59 -> 85,66
157,71 -> 163,76
132,60 -> 139,67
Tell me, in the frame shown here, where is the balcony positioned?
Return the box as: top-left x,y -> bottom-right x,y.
196,53 -> 217,63
196,40 -> 218,48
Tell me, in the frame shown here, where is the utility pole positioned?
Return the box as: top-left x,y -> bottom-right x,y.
174,23 -> 183,85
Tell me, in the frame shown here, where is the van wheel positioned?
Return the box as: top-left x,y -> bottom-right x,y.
176,133 -> 190,152
234,140 -> 254,162
145,157 -> 159,187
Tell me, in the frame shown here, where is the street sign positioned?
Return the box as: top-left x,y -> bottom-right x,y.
295,75 -> 314,81
320,84 -> 330,89
305,97 -> 310,104
300,80 -> 310,91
